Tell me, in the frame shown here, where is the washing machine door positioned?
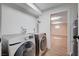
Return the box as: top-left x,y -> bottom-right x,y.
14,41 -> 35,56
40,36 -> 47,51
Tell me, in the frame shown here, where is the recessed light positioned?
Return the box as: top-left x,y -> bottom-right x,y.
51,16 -> 62,21
55,25 -> 60,29
52,21 -> 62,24
53,37 -> 62,39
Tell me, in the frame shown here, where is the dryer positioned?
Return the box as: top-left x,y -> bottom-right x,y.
2,33 -> 38,56
38,33 -> 47,56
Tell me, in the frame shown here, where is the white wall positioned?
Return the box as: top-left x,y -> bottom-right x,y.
37,4 -> 77,55
1,4 -> 37,35
0,4 -> 1,56
37,12 -> 51,49
0,4 -> 1,37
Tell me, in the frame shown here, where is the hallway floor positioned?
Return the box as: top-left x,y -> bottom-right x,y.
45,48 -> 68,56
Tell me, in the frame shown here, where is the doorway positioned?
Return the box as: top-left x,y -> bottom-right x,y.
50,11 -> 67,56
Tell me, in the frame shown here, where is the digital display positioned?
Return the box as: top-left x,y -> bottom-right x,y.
29,35 -> 33,39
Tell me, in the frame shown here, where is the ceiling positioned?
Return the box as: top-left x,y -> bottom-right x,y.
35,3 -> 63,12
4,3 -> 75,18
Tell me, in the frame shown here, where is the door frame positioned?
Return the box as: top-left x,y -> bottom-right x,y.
50,8 -> 71,55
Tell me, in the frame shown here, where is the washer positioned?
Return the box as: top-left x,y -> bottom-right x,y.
38,33 -> 47,56
2,33 -> 37,56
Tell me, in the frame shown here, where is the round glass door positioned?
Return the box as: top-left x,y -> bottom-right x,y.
14,41 -> 35,56
40,36 -> 47,51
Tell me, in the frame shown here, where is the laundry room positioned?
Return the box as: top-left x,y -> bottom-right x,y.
0,3 -> 78,56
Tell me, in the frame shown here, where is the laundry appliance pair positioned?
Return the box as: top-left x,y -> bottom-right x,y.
1,33 -> 47,56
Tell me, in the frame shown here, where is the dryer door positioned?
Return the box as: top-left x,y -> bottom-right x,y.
14,41 -> 35,56
40,36 -> 47,51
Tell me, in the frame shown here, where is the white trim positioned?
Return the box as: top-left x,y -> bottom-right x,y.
67,9 -> 71,55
